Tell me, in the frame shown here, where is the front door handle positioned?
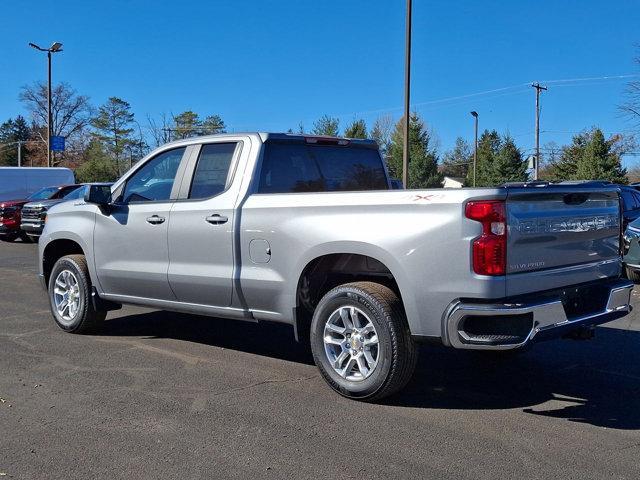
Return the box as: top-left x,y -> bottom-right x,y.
205,214 -> 228,225
146,215 -> 165,225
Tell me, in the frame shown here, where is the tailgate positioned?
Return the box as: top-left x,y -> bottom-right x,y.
506,186 -> 621,285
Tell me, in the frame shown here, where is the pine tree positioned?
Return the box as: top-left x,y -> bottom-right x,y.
75,139 -> 118,183
547,128 -> 628,183
344,119 -> 367,139
172,111 -> 200,139
388,113 -> 442,188
91,97 -> 135,176
468,130 -> 500,186
575,129 -> 627,183
201,115 -> 226,135
311,115 -> 339,136
488,135 -> 527,185
0,116 -> 31,166
441,137 -> 471,179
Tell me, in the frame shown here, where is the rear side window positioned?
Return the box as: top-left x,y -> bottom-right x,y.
258,143 -> 388,193
189,143 -> 238,199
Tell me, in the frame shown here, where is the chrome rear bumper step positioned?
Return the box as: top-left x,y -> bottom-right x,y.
443,279 -> 633,350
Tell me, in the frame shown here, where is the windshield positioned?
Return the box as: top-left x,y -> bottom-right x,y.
27,187 -> 60,201
60,185 -> 87,201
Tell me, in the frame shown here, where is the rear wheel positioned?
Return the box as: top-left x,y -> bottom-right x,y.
310,282 -> 418,401
48,254 -> 106,334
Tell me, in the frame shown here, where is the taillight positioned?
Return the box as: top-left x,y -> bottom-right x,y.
465,200 -> 506,276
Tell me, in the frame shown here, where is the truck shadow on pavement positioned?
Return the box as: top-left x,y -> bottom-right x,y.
101,312 -> 640,430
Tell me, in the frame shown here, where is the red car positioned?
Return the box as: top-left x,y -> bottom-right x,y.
0,185 -> 81,242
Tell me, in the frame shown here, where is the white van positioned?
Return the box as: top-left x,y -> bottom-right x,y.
0,167 -> 75,201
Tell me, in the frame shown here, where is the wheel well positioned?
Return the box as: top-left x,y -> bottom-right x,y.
294,254 -> 402,340
42,239 -> 85,284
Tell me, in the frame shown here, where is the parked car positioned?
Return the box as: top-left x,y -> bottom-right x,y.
0,185 -> 80,242
0,167 -> 75,202
37,133 -> 632,401
619,185 -> 640,228
623,217 -> 640,282
21,184 -> 109,239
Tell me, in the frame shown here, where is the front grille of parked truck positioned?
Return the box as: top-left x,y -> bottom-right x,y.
21,206 -> 45,221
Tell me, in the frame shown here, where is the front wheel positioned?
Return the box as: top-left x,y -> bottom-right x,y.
48,254 -> 106,334
625,266 -> 640,284
310,282 -> 418,401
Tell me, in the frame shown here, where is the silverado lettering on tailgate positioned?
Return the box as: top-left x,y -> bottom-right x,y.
516,214 -> 619,234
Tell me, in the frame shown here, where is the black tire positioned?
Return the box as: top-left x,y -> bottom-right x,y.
0,233 -> 18,242
310,282 -> 418,401
20,232 -> 34,243
626,266 -> 640,284
48,254 -> 106,334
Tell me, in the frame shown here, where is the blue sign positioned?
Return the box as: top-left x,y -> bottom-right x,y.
51,136 -> 65,152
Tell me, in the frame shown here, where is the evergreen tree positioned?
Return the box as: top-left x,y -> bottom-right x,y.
388,113 -> 442,188
344,119 -> 367,139
91,97 -> 135,176
75,139 -> 118,183
468,130 -> 500,186
441,137 -> 471,179
172,111 -> 200,139
575,129 -> 627,183
546,128 -> 628,183
311,115 -> 339,136
488,135 -> 527,185
0,116 -> 31,166
201,115 -> 226,135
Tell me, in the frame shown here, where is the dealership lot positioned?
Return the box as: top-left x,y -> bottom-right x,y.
1,240 -> 640,479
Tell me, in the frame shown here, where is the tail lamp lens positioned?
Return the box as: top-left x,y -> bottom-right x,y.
465,200 -> 506,276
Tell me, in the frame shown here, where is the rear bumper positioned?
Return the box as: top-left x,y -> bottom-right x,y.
443,278 -> 633,350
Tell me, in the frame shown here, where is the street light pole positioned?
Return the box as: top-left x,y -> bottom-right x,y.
47,49 -> 52,168
402,0 -> 412,188
29,42 -> 63,168
470,111 -> 478,187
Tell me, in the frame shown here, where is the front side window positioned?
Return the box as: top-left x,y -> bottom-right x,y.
122,147 -> 186,203
189,143 -> 238,199
258,143 -> 388,194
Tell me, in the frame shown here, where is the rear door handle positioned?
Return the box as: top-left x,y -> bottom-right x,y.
146,215 -> 165,225
205,214 -> 228,225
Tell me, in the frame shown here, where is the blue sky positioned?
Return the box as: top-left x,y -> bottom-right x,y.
1,0 -> 639,164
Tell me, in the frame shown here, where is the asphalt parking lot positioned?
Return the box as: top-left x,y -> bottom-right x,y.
2,240 -> 640,479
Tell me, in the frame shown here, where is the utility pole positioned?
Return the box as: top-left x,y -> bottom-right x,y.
532,82 -> 547,180
402,0 -> 412,188
470,111 -> 478,187
17,141 -> 22,167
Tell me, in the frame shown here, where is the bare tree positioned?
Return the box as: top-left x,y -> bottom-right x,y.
20,82 -> 93,167
147,113 -> 173,147
621,52 -> 640,130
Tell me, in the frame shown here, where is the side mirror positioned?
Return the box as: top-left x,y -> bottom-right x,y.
84,184 -> 112,206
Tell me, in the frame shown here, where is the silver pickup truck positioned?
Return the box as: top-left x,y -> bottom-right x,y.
38,133 -> 633,400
